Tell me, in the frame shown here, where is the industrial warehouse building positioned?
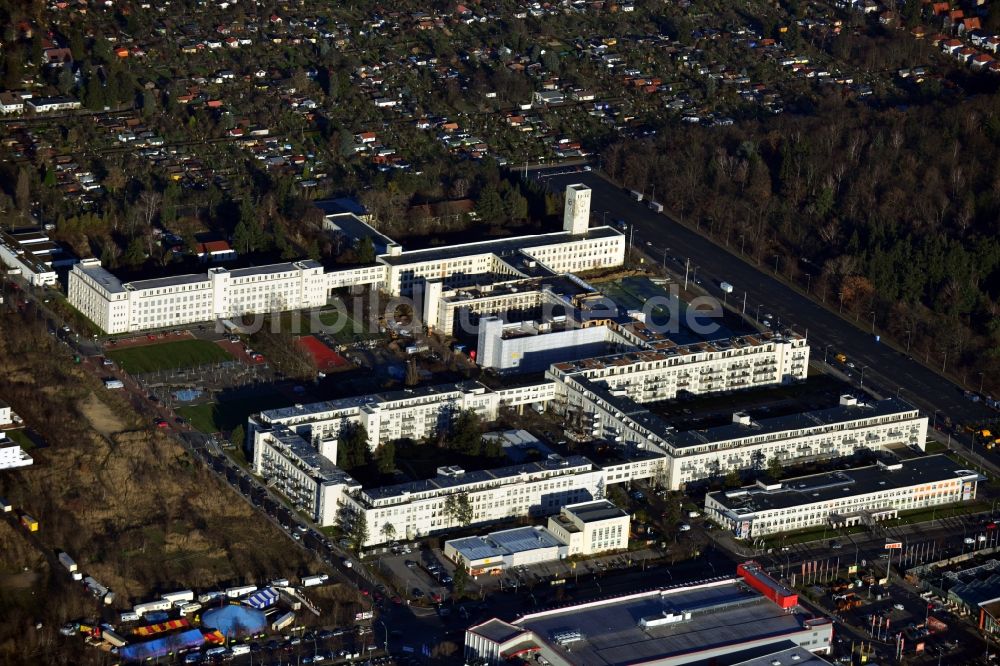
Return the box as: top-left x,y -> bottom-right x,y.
444,500 -> 630,573
705,455 -> 982,539
68,184 -> 626,333
464,573 -> 833,666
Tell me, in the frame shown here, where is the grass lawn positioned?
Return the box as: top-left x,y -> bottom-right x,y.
5,429 -> 36,451
890,499 -> 992,526
176,392 -> 292,434
108,339 -> 233,374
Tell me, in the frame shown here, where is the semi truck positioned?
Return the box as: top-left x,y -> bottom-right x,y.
58,552 -> 78,573
20,514 -> 38,532
301,574 -> 329,587
0,497 -> 11,512
648,201 -> 664,213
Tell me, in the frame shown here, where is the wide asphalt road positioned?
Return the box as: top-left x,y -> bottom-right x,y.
534,167 -> 996,433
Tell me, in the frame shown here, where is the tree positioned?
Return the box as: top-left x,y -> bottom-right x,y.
475,185 -> 504,224
123,237 -> 146,267
348,511 -> 368,553
376,440 -> 395,474
230,424 -> 246,450
767,456 -> 784,480
337,423 -> 370,471
452,564 -> 469,599
502,188 -> 528,221
381,521 -> 396,542
444,492 -> 473,527
356,236 -> 375,264
447,410 -> 482,455
724,469 -> 742,488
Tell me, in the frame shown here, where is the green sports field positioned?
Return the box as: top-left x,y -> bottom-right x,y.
107,339 -> 234,374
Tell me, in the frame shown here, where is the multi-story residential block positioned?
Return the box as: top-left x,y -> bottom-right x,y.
250,425 -> 360,524
705,455 -> 980,539
255,381 -> 500,449
662,396 -> 927,489
340,455 -> 605,545
548,331 -> 810,404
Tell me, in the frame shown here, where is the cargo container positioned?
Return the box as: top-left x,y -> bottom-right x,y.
58,552 -> 78,573
271,611 -> 295,632
225,584 -> 257,598
103,591 -> 115,605
103,379 -> 124,389
0,497 -> 11,512
301,574 -> 329,587
133,599 -> 173,616
270,578 -> 290,588
161,590 -> 195,605
737,561 -> 798,609
629,190 -> 643,202
648,201 -> 664,213
120,612 -> 141,623
20,513 -> 38,531
71,571 -> 83,582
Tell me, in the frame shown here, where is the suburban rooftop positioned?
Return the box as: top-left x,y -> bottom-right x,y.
708,455 -> 980,515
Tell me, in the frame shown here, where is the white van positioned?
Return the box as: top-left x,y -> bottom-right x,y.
231,644 -> 250,656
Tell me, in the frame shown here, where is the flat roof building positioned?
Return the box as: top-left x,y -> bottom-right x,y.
465,576 -> 833,666
706,455 -> 981,539
68,185 -> 624,332
445,526 -> 567,575
547,499 -> 630,557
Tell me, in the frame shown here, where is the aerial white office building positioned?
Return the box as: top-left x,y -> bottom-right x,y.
68,258 -> 328,334
705,455 -> 980,539
68,184 -> 625,333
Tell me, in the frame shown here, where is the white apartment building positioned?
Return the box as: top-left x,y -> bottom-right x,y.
548,331 -> 810,404
0,437 -> 33,470
251,425 -> 360,524
68,258 -> 327,334
705,455 -> 981,539
341,455 -> 605,545
546,499 -> 630,556
0,401 -> 11,426
663,395 -> 927,489
256,381 -> 502,450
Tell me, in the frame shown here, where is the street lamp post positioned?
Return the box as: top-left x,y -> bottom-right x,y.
824,344 -> 832,364
870,311 -> 876,334
805,274 -> 812,294
980,372 -> 985,395
905,329 -> 912,353
859,366 -> 867,390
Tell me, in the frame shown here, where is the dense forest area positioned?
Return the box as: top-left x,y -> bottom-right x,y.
603,96 -> 1000,397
